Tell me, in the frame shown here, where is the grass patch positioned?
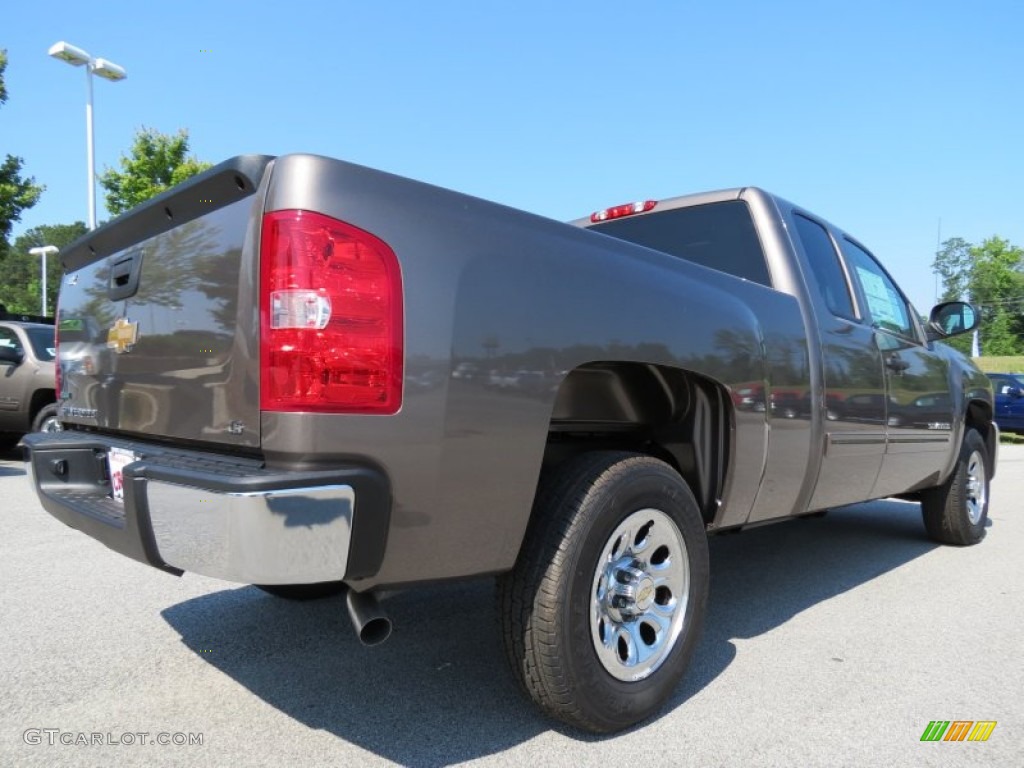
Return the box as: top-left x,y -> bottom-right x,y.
974,355 -> 1024,373
1000,431 -> 1024,444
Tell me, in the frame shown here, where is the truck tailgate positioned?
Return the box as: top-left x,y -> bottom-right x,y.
56,156 -> 273,449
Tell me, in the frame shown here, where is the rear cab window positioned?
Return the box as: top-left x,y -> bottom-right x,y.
0,327 -> 22,354
25,327 -> 57,361
588,201 -> 772,286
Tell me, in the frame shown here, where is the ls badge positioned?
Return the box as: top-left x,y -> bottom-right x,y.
107,317 -> 139,354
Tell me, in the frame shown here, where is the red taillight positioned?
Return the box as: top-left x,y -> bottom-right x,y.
590,199 -> 658,223
259,210 -> 403,414
54,321 -> 62,396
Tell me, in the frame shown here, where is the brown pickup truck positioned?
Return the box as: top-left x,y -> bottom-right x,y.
22,155 -> 997,732
0,312 -> 60,449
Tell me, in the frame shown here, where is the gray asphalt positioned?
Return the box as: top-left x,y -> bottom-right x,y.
1,443 -> 1021,767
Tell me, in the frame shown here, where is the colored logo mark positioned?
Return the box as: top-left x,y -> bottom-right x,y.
920,720 -> 997,742
106,317 -> 139,354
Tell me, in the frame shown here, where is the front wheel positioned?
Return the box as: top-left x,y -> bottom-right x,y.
498,451 -> 709,733
921,428 -> 990,545
32,403 -> 61,434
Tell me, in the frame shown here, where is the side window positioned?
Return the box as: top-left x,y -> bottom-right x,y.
839,239 -> 916,339
991,375 -> 1017,395
792,214 -> 856,318
0,327 -> 22,352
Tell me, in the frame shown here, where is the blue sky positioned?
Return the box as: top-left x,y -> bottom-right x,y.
4,0 -> 1022,313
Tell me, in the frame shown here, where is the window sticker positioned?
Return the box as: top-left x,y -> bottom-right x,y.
855,267 -> 904,329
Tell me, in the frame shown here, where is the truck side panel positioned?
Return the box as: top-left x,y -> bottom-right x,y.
260,155 -> 813,587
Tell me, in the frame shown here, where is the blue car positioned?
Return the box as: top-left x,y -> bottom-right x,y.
987,373 -> 1024,433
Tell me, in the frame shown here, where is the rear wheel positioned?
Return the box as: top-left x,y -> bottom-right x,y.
921,428 -> 989,545
256,582 -> 346,600
498,451 -> 709,733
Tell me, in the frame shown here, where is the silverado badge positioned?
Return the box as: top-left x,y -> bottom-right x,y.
106,317 -> 139,354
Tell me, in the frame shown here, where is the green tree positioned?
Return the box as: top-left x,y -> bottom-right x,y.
931,237 -> 972,303
0,222 -> 88,314
0,49 -> 45,253
932,235 -> 1024,356
980,308 -> 1020,356
931,237 -> 973,354
971,237 -> 1024,355
99,127 -> 212,216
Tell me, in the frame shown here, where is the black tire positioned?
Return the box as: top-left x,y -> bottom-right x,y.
497,451 -> 709,733
921,428 -> 990,546
31,403 -> 61,434
256,582 -> 346,600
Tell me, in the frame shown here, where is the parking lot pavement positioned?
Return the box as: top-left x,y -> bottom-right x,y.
1,443 -> 1021,768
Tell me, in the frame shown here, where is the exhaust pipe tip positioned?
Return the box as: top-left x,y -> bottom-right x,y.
357,616 -> 393,646
346,588 -> 392,646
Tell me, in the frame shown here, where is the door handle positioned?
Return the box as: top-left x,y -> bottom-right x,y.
108,249 -> 144,301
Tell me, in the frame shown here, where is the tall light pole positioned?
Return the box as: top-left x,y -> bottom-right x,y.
47,42 -> 127,230
28,246 -> 59,316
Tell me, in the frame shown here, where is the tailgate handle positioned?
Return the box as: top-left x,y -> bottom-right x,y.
108,251 -> 144,301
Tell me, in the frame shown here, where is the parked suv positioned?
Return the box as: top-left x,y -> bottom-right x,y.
0,312 -> 59,450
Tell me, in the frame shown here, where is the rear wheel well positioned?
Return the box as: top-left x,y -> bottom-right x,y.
540,362 -> 729,524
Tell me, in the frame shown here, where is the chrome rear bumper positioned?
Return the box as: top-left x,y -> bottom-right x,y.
148,481 -> 355,584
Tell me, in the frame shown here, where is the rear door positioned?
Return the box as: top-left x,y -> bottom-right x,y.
790,214 -> 887,510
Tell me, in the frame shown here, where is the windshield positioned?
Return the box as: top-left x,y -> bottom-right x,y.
25,327 -> 56,362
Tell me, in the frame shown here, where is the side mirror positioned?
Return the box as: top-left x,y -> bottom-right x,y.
0,345 -> 23,365
927,301 -> 979,340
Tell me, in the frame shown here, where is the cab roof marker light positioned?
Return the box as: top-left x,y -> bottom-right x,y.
590,200 -> 658,223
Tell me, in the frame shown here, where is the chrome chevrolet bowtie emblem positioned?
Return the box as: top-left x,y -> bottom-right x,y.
106,317 -> 139,354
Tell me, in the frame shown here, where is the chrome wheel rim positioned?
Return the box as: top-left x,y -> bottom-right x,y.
39,417 -> 62,434
965,450 -> 987,525
590,508 -> 689,682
